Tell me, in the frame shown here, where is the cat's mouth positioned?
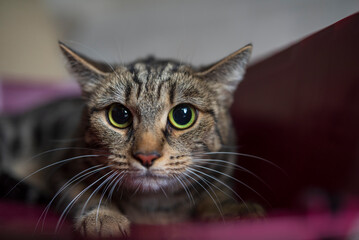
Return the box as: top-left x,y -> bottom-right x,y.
124,170 -> 175,191
132,170 -> 171,182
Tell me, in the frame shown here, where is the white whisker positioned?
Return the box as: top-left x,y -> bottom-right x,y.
192,164 -> 269,206
188,167 -> 247,209
185,169 -> 222,210
55,168 -> 114,233
106,171 -> 126,203
158,181 -> 168,199
186,168 -> 237,204
172,175 -> 194,205
182,171 -> 224,221
6,154 -> 104,197
29,147 -> 108,162
94,171 -> 119,227
195,151 -> 285,174
193,158 -> 272,190
35,164 -> 106,232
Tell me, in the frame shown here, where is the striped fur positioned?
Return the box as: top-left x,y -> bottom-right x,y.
0,43 -> 262,237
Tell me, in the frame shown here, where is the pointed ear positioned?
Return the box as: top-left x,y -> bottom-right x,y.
59,41 -> 112,95
196,44 -> 252,105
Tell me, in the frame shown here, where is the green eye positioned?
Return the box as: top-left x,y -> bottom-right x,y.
108,104 -> 132,129
168,104 -> 197,130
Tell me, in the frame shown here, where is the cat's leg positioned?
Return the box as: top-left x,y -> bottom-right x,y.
195,190 -> 265,220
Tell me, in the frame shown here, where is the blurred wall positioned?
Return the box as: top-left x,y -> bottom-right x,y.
0,0 -> 67,81
0,0 -> 358,81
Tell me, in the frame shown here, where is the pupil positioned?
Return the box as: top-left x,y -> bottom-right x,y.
112,105 -> 130,124
173,105 -> 192,125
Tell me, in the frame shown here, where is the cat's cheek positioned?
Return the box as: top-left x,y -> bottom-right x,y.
201,126 -> 221,152
84,130 -> 97,144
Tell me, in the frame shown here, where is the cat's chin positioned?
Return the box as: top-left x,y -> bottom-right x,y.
124,172 -> 176,192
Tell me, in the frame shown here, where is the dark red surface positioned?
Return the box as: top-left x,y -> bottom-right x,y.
1,12 -> 359,239
231,12 -> 359,210
0,201 -> 73,239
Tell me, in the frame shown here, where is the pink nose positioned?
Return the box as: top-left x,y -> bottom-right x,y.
134,152 -> 160,168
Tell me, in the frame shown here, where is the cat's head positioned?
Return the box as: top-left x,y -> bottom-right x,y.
59,42 -> 251,192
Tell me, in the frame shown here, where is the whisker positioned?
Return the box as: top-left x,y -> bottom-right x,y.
5,154 -> 105,197
106,171 -> 126,203
95,171 -> 119,226
158,181 -> 168,199
180,173 -> 200,196
55,168 -> 114,233
186,168 -> 237,204
187,167 -> 247,210
181,171 -> 224,221
185,169 -> 222,210
101,172 -> 121,202
192,159 -> 272,191
172,175 -> 194,205
192,164 -> 270,206
29,147 -> 109,162
131,183 -> 142,197
193,151 -> 286,174
79,170 -> 116,217
36,164 -> 106,232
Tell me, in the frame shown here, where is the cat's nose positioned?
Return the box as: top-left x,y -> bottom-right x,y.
133,152 -> 161,168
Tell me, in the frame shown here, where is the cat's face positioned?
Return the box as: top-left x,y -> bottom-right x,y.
60,43 -> 251,192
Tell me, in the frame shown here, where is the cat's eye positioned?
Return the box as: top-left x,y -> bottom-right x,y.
168,104 -> 197,130
108,104 -> 132,129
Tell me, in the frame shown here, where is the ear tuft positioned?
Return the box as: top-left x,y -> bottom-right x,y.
59,41 -> 111,95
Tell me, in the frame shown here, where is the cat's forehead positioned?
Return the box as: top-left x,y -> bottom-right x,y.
89,60 -> 213,112
127,60 -> 182,81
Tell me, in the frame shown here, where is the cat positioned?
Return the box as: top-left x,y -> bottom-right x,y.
0,42 -> 263,237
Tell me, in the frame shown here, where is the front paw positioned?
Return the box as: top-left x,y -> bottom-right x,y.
197,201 -> 265,221
76,207 -> 130,238
228,202 -> 265,219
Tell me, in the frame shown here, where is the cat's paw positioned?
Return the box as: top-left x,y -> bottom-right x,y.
76,208 -> 130,238
229,202 -> 265,219
197,201 -> 265,221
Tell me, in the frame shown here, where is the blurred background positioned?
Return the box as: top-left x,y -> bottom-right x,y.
0,0 -> 358,82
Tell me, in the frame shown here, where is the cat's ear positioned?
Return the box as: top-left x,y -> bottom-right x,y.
196,44 -> 252,105
59,41 -> 112,95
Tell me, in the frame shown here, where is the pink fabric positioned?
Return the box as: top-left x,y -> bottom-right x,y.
1,200 -> 359,239
0,78 -> 80,114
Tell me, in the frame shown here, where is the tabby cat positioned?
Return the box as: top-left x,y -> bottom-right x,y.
0,42 -> 263,237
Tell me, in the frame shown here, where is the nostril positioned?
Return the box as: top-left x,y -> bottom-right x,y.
133,152 -> 161,168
